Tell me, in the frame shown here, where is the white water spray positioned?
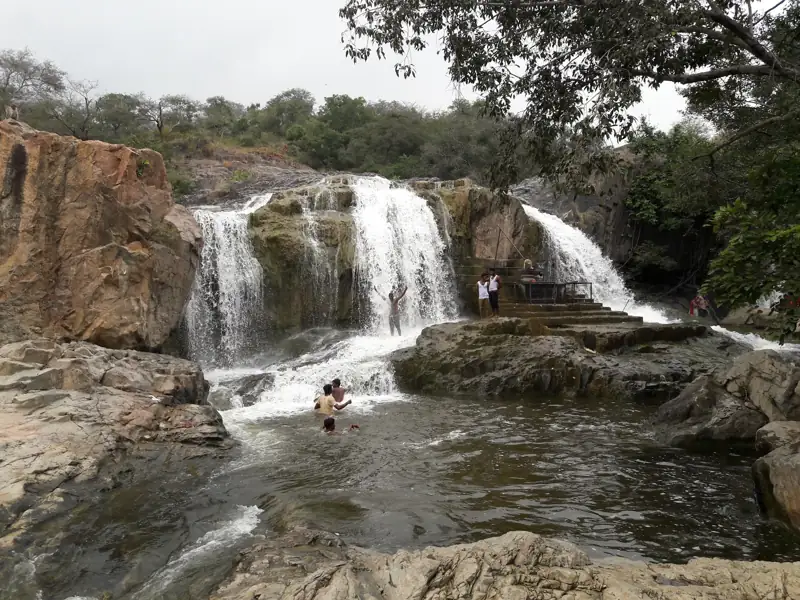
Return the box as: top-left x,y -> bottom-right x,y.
522,204 -> 672,323
185,194 -> 272,365
352,176 -> 458,332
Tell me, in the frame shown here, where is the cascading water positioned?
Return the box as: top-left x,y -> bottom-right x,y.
210,176 -> 459,431
299,187 -> 341,326
184,194 -> 272,365
351,176 -> 459,331
522,204 -> 672,323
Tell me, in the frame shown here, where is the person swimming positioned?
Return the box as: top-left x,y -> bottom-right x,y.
322,416 -> 359,434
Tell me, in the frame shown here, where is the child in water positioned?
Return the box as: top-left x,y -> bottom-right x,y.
322,417 -> 359,434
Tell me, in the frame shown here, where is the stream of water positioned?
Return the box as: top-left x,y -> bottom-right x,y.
11,178 -> 800,600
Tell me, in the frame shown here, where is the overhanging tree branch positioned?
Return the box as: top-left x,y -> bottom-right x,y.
696,107 -> 800,158
631,64 -> 779,84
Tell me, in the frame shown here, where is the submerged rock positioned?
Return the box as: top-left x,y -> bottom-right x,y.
211,528 -> 800,600
391,319 -> 739,402
0,121 -> 201,350
0,339 -> 232,547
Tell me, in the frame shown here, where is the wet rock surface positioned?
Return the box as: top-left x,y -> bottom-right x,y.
653,349 -> 800,533
391,319 -> 742,403
211,528 -> 800,600
0,121 -> 201,350
0,339 -> 232,548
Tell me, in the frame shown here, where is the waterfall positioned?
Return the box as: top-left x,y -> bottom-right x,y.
351,176 -> 458,331
299,187 -> 340,326
185,194 -> 272,365
522,204 -> 672,324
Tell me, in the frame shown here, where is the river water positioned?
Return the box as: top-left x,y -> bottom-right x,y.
10,178 -> 800,600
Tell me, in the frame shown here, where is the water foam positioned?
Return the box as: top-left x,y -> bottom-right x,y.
185,194 -> 272,365
219,330 -> 419,426
522,204 -> 672,323
352,176 -> 458,332
712,326 -> 800,352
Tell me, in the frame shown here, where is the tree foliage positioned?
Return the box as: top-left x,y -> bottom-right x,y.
0,47 -> 515,185
339,0 -> 800,189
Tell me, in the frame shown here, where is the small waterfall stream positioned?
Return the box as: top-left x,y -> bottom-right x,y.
522,204 -> 672,323
184,194 -> 272,365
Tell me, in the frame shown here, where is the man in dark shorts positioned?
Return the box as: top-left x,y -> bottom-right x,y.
376,285 -> 408,335
488,268 -> 501,317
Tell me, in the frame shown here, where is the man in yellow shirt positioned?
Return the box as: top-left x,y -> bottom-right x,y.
315,383 -> 352,416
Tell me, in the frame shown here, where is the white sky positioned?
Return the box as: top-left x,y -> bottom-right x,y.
7,0 -> 685,131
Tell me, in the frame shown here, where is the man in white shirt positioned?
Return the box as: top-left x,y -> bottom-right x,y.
477,273 -> 491,319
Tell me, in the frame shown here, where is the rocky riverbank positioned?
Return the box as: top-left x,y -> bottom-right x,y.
0,339 -> 231,551
391,318 -> 745,403
211,528 -> 800,600
653,349 -> 800,533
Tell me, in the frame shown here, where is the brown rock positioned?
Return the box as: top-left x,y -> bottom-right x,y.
753,442 -> 800,532
755,421 -> 800,454
0,121 -> 201,350
0,339 -> 230,546
210,529 -> 800,600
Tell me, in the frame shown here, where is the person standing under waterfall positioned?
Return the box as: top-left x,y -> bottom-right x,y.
331,378 -> 346,404
488,268 -> 502,317
374,285 -> 408,336
477,273 -> 491,319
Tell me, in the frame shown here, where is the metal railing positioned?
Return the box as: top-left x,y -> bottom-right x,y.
516,281 -> 593,304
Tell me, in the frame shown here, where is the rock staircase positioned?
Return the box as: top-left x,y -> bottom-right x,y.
454,258 -> 643,326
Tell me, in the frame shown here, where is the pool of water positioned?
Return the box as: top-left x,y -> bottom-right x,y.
7,330 -> 800,600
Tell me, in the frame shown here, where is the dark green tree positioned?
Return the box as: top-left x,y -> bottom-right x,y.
340,0 -> 800,187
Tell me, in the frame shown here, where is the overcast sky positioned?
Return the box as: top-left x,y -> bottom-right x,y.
8,0 -> 685,130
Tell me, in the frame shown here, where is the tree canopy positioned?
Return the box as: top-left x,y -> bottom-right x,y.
340,0 -> 800,187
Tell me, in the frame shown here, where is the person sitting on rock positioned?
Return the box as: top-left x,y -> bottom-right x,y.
322,416 -> 360,434
315,383 -> 352,416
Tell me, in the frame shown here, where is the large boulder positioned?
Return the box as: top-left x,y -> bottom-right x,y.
753,442 -> 800,532
249,183 -> 356,331
211,528 -> 800,600
0,338 -> 231,547
654,350 -> 800,447
412,178 -> 541,262
391,319 -> 740,402
0,121 -> 201,350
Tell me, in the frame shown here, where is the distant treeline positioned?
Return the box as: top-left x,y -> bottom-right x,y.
0,48 -> 518,185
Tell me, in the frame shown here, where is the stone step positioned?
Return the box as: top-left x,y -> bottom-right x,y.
526,315 -> 645,325
502,309 -> 628,319
504,303 -> 608,312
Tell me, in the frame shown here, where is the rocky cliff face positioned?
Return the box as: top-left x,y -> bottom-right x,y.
0,121 -> 201,350
211,528 -> 800,600
412,178 -> 541,263
248,179 -> 357,331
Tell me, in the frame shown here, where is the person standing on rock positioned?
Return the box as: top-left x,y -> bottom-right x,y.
477,273 -> 491,319
488,268 -> 502,317
315,383 -> 352,416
